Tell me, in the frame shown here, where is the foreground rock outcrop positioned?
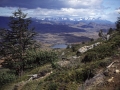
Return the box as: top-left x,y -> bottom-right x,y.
79,57 -> 120,90
78,42 -> 101,54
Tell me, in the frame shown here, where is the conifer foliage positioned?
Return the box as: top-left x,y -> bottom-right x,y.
116,14 -> 120,31
0,9 -> 36,76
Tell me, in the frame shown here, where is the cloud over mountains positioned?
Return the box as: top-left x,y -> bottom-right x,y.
0,0 -> 120,22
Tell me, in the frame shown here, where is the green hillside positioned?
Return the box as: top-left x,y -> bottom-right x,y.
0,10 -> 120,90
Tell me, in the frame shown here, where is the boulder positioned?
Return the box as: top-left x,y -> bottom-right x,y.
78,46 -> 88,53
115,69 -> 120,73
78,42 -> 101,54
107,77 -> 114,83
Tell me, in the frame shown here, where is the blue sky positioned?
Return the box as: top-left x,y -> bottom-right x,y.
0,0 -> 120,22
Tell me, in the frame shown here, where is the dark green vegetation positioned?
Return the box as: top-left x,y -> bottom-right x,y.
0,10 -> 120,90
0,69 -> 16,87
82,35 -> 120,63
0,9 -> 36,76
0,9 -> 57,88
25,49 -> 58,68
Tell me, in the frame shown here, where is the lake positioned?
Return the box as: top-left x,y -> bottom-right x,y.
51,44 -> 67,49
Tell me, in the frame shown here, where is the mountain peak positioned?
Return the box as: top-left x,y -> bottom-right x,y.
35,17 -> 113,24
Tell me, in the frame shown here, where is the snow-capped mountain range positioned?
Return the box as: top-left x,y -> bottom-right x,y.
34,17 -> 113,24
0,16 -> 115,44
0,16 -> 115,34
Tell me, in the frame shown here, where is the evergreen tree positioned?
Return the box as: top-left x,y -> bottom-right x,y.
107,28 -> 113,35
116,14 -> 120,31
0,9 -> 36,76
98,29 -> 107,40
90,38 -> 94,42
98,29 -> 103,37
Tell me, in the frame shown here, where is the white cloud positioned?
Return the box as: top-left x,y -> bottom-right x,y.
66,0 -> 103,8
0,7 -> 16,16
0,1 -> 119,22
116,8 -> 120,13
24,7 -> 105,19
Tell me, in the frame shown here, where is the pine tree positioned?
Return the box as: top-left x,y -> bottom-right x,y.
0,9 -> 36,76
98,29 -> 103,37
116,14 -> 120,31
107,28 -> 113,35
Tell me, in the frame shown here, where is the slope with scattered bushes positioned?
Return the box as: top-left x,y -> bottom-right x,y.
0,11 -> 120,90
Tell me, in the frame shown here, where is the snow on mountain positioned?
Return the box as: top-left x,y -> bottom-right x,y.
35,17 -> 114,24
0,16 -> 115,34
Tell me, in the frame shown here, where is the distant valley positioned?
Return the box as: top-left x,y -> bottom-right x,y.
0,16 -> 115,44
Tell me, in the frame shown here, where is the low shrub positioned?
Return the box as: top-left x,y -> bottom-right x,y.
24,50 -> 58,68
69,68 -> 94,83
77,69 -> 94,82
81,51 -> 98,63
0,72 -> 16,87
48,82 -> 58,90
